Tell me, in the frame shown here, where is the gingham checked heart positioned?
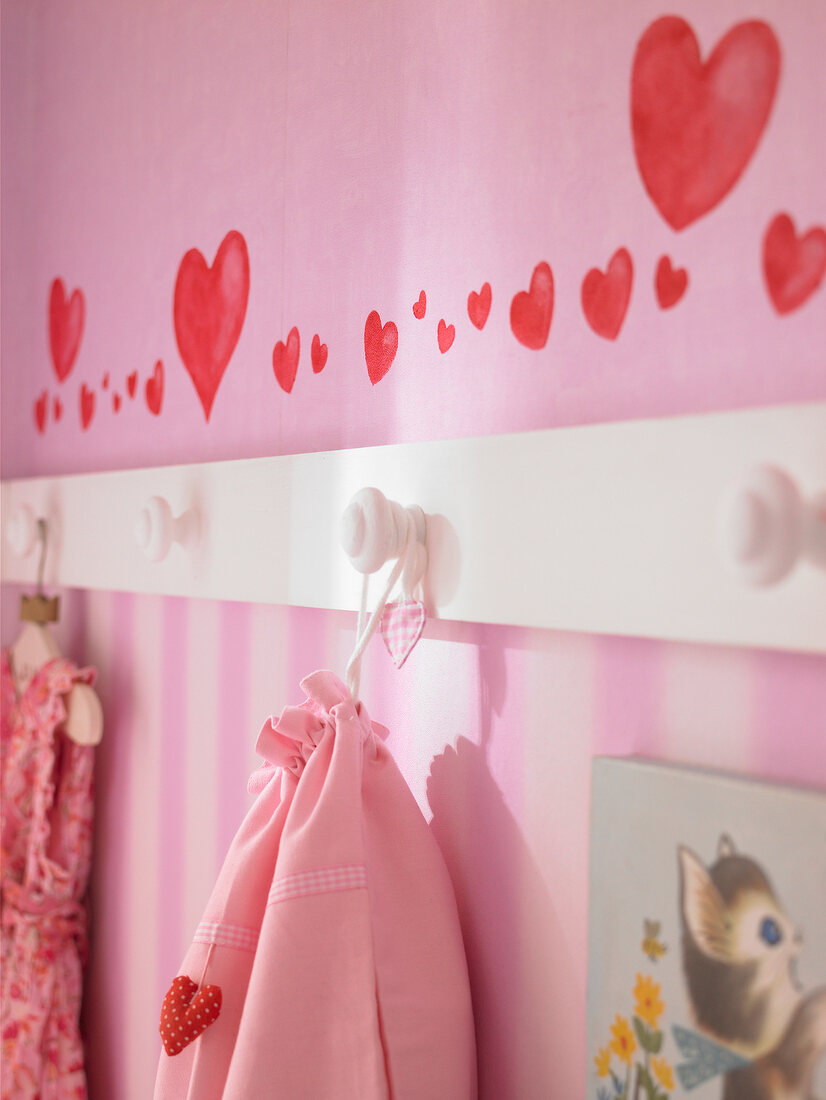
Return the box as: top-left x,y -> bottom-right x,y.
160,975 -> 222,1056
380,599 -> 426,668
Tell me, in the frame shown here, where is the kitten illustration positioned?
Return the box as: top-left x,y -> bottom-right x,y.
679,835 -> 826,1099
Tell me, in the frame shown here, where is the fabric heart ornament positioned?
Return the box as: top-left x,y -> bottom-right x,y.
160,975 -> 222,1056
381,599 -> 426,669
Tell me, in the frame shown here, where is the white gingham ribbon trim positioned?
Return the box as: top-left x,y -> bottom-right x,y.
193,920 -> 259,954
268,864 -> 367,907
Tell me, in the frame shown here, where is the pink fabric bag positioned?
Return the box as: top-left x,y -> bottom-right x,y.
155,670 -> 476,1099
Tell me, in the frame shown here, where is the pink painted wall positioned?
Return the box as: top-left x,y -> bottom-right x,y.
1,1 -> 825,1097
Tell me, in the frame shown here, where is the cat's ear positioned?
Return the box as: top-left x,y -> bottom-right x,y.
679,846 -> 732,961
717,834 -> 736,858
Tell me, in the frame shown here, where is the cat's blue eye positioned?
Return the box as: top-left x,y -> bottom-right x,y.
760,916 -> 782,946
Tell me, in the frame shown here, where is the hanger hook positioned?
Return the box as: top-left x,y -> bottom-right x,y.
35,518 -> 48,596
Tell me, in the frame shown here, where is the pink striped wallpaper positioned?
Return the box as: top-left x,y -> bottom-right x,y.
3,587 -> 823,1097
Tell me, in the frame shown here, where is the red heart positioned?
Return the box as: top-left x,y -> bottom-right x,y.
49,279 -> 85,383
655,256 -> 688,309
126,371 -> 138,399
582,248 -> 633,340
632,17 -> 780,230
763,213 -> 826,316
34,391 -> 48,434
273,327 -> 300,393
102,372 -> 110,390
53,396 -> 63,423
467,283 -> 491,330
113,393 -> 122,413
412,290 -> 426,319
173,230 -> 250,421
146,360 -> 164,415
311,333 -> 328,374
364,310 -> 398,385
159,975 -> 222,1057
510,262 -> 554,349
79,384 -> 95,430
437,319 -> 455,354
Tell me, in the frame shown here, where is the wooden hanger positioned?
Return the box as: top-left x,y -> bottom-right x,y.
9,519 -> 103,746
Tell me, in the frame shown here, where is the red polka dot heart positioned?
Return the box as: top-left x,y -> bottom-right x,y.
160,974 -> 222,1056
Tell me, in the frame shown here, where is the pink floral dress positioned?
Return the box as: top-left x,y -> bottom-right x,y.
1,651 -> 96,1099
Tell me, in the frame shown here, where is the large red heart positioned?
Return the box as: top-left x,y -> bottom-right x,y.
364,310 -> 398,385
631,17 -> 780,230
273,326 -> 300,393
655,255 -> 688,309
510,262 -> 553,350
763,213 -> 826,316
34,391 -> 48,435
146,359 -> 164,415
49,279 -> 85,383
173,230 -> 250,421
467,282 -> 491,330
581,248 -> 633,340
79,384 -> 95,431
159,975 -> 222,1057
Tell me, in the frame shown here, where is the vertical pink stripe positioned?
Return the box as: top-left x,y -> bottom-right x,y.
217,601 -> 251,862
85,591 -> 133,1098
752,650 -> 826,787
593,635 -> 665,757
157,597 -> 188,1004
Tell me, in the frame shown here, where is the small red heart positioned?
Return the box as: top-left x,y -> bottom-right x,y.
273,326 -> 300,393
510,262 -> 554,350
34,391 -> 48,434
311,333 -> 328,374
102,371 -> 110,390
467,283 -> 492,330
437,319 -> 455,353
126,371 -> 138,399
113,392 -> 122,413
763,213 -> 826,315
49,279 -> 85,383
53,396 -> 63,422
412,290 -> 426,319
159,975 -> 222,1057
582,248 -> 633,340
655,255 -> 688,309
80,384 -> 95,430
146,360 -> 164,416
364,310 -> 398,385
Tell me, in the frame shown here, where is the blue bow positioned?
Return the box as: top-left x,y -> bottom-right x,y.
672,1025 -> 752,1089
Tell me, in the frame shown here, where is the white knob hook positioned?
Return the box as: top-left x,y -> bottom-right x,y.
136,497 -> 200,562
718,466 -> 826,586
340,488 -> 427,585
6,504 -> 38,558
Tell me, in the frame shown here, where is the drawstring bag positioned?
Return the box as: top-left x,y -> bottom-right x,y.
154,524 -> 476,1099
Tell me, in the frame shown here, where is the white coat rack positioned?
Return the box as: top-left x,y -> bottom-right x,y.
2,403 -> 825,654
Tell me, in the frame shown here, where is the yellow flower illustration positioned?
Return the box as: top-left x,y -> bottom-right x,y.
651,1055 -> 675,1090
633,973 -> 665,1027
594,1046 -> 611,1077
609,1014 -> 637,1065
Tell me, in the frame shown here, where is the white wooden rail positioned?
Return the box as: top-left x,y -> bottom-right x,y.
2,403 -> 825,653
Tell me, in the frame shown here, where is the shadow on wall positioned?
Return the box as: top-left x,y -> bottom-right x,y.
427,631 -> 565,1099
